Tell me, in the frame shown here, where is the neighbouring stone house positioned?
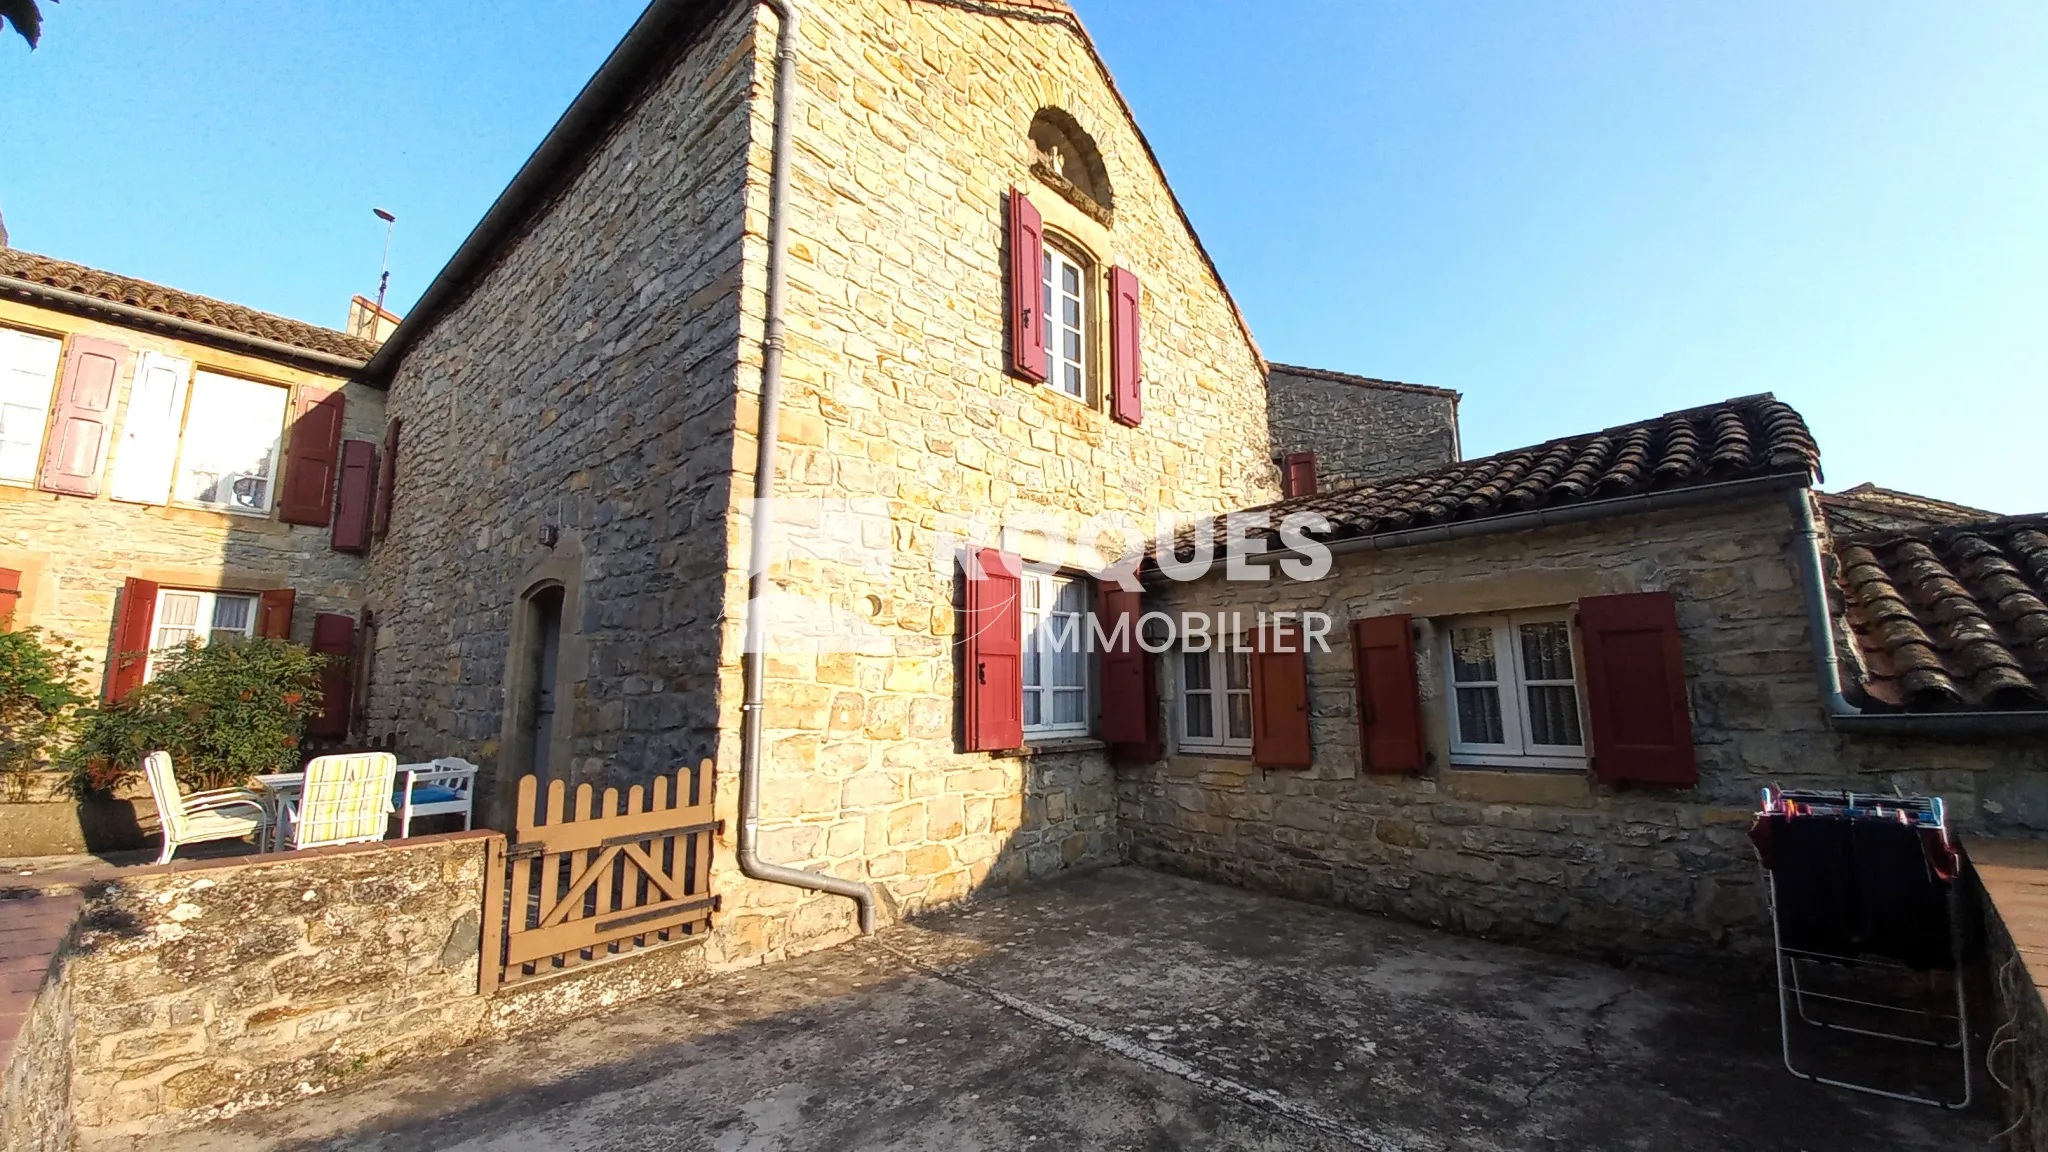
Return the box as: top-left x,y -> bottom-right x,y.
1265,363 -> 1461,496
343,0 -> 2045,979
1120,394 -> 2048,975
0,248 -> 387,741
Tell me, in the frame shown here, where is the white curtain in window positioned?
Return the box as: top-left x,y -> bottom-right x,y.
177,371 -> 288,512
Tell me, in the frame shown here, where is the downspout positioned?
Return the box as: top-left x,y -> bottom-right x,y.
736,0 -> 878,935
1786,485 -> 2048,735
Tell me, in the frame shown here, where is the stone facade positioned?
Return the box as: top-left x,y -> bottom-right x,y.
1265,363 -> 1461,490
364,0 -> 1274,965
0,298 -> 380,690
1123,493 -> 2048,977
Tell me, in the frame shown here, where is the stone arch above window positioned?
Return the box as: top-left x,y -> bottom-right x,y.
1029,108 -> 1113,226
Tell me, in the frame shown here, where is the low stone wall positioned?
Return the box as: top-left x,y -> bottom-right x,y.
1973,839 -> 2048,1149
58,834 -> 496,1147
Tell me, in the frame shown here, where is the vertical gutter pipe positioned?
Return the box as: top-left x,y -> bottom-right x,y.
736,0 -> 878,935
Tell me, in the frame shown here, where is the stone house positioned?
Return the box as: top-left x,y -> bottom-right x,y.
0,249 -> 387,737
1119,393 -> 2048,975
344,0 -> 2045,977
1265,363 -> 1461,496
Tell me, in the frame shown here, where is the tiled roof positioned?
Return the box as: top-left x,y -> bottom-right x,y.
1821,483 -> 1998,535
1168,394 -> 1818,553
0,249 -> 377,364
1836,517 -> 2048,712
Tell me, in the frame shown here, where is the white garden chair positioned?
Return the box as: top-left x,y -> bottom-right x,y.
394,757 -> 479,838
143,751 -> 269,865
280,752 -> 398,851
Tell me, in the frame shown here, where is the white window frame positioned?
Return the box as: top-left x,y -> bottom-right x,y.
1444,609 -> 1588,771
1178,641 -> 1253,755
0,327 -> 62,486
172,369 -> 290,517
145,588 -> 261,682
1021,568 -> 1091,739
1042,242 -> 1089,404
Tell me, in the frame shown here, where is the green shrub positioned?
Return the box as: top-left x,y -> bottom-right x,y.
0,626 -> 91,802
70,638 -> 325,795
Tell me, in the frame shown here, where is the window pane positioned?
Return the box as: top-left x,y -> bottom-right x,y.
1450,627 -> 1497,683
1225,651 -> 1249,691
1456,686 -> 1506,745
155,592 -> 202,650
1064,365 -> 1081,396
1527,685 -> 1583,747
1064,328 -> 1080,360
178,373 -> 287,512
1053,689 -> 1084,726
212,595 -> 253,634
1227,693 -> 1252,741
1519,621 -> 1574,682
1185,692 -> 1214,739
0,404 -> 39,479
1183,652 -> 1211,691
1023,690 -> 1041,727
1062,264 -> 1079,295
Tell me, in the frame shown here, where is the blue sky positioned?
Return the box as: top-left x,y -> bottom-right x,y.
2,1 -> 2042,511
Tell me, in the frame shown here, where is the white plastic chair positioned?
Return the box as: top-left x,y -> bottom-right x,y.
394,757 -> 478,838
280,752 -> 398,850
143,751 -> 269,865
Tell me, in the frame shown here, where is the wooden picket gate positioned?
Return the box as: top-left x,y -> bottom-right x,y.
480,762 -> 720,992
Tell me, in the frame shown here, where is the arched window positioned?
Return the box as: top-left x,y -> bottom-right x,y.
1029,108 -> 1112,223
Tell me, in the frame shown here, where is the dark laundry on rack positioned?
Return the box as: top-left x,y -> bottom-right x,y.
1750,812 -> 1959,971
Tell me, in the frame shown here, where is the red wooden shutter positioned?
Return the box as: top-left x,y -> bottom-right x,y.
0,568 -> 21,629
1250,619 -> 1313,768
1579,591 -> 1697,787
963,548 -> 1024,751
371,418 -> 400,540
1351,614 -> 1423,774
1007,189 -> 1048,383
308,611 -> 356,737
108,577 -> 159,701
256,588 -> 296,640
38,336 -> 125,497
1097,583 -> 1161,759
1283,452 -> 1319,498
331,439 -> 377,552
278,386 -> 347,526
1109,266 -> 1143,427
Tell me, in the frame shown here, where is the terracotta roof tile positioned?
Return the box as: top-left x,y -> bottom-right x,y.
0,249 -> 377,364
1836,517 -> 2048,712
1164,394 -> 1817,555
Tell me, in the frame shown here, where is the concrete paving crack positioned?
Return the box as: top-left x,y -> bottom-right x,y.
878,941 -> 1434,1152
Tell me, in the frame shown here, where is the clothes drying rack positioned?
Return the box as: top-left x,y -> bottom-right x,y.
1754,787 -> 1970,1110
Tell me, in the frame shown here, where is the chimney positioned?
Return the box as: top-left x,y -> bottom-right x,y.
345,295 -> 401,343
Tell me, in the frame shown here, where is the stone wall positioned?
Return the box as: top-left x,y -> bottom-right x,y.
362,1 -> 760,822
365,0 -> 1277,967
0,298 -> 378,691
705,0 -> 1280,959
1265,364 -> 1461,490
56,835 -> 493,1147
1123,493 -> 2048,977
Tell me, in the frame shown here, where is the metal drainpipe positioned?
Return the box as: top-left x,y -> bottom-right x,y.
1785,484 -> 1861,717
736,0 -> 878,936
1785,484 -> 2048,735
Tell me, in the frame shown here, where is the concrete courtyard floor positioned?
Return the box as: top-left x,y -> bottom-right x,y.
174,866 -> 1993,1151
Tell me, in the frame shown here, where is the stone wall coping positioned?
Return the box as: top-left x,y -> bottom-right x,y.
15,830 -> 502,891
992,739 -> 1109,760
1968,837 -> 2048,1009
1267,362 -> 1462,400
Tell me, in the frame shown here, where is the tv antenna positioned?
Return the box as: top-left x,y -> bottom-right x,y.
372,207 -> 396,317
